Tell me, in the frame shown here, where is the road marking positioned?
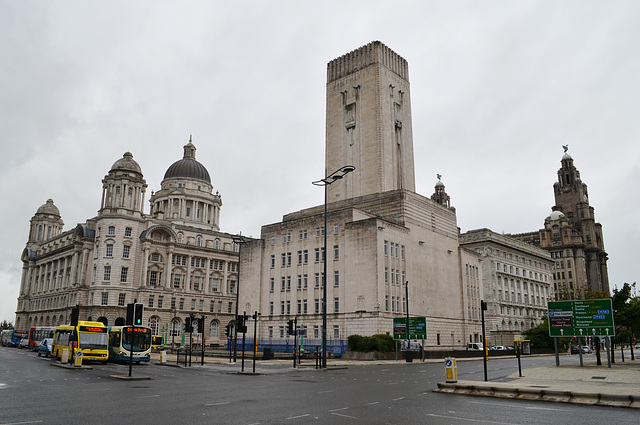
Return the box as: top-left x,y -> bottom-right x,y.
468,400 -> 561,411
205,402 -> 230,406
364,401 -> 379,406
329,407 -> 348,412
426,413 -> 518,424
139,394 -> 160,398
524,406 -> 561,411
392,397 -> 405,401
331,413 -> 357,419
286,414 -> 310,420
317,390 -> 333,394
0,421 -> 44,425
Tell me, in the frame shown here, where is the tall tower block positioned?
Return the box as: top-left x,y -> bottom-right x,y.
325,41 -> 416,202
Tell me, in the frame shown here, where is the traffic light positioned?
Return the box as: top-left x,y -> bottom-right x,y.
185,316 -> 193,333
225,323 -> 233,337
133,303 -> 144,326
70,306 -> 79,326
126,303 -> 134,325
287,319 -> 294,335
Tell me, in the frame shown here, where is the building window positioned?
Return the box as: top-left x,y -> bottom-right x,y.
313,326 -> 319,339
118,293 -> 126,306
334,297 -> 339,313
196,236 -> 203,247
191,299 -> 196,310
268,326 -> 274,338
303,300 -> 308,314
303,250 -> 309,264
108,226 -> 115,236
281,253 -> 286,267
297,251 -> 303,265
124,227 -> 132,237
148,295 -> 155,308
104,266 -> 111,281
279,326 -> 285,338
334,271 -> 339,287
120,267 -> 128,283
333,325 -> 339,339
280,301 -> 285,315
171,297 -> 176,309
157,295 -> 164,309
334,245 -> 339,260
270,255 -> 275,269
149,270 -> 158,286
269,278 -> 274,293
269,302 -> 274,315
314,299 -> 320,314
101,292 -> 108,306
210,321 -> 219,338
210,300 -> 215,313
199,299 -> 204,312
179,298 -> 185,310
105,244 -> 113,257
384,240 -> 388,256
122,245 -> 130,258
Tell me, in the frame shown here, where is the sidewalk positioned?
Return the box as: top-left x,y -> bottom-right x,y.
434,359 -> 640,408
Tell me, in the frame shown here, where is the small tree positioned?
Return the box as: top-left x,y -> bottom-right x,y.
0,320 -> 14,331
522,316 -> 570,350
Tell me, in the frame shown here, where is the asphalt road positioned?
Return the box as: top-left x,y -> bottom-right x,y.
1,347 -> 637,424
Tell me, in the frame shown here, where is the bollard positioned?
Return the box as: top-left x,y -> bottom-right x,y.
444,357 -> 457,383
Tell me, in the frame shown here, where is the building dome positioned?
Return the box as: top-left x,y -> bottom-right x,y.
110,152 -> 142,175
163,138 -> 211,184
562,152 -> 572,161
549,210 -> 565,221
36,199 -> 60,216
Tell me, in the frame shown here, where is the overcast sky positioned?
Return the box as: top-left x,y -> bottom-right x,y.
1,1 -> 638,323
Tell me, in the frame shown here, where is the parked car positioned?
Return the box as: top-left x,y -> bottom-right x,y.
18,338 -> 29,349
492,345 -> 508,351
466,343 -> 484,351
37,338 -> 53,357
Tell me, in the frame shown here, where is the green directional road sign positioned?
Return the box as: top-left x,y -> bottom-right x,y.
393,316 -> 427,340
548,299 -> 615,337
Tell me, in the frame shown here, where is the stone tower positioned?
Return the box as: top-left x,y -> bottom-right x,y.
325,41 -> 416,202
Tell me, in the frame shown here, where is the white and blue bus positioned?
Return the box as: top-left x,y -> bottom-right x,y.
108,326 -> 152,363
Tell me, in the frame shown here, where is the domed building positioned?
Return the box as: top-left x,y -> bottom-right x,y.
15,138 -> 247,349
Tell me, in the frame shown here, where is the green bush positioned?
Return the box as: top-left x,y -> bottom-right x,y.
347,334 -> 395,352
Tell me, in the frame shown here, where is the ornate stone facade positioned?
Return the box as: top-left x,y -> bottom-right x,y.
512,150 -> 610,298
16,139 -> 243,347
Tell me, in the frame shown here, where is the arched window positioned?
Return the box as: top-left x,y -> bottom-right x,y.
149,316 -> 160,335
214,238 -> 221,250
210,320 -> 219,338
196,235 -> 203,247
171,318 -> 181,337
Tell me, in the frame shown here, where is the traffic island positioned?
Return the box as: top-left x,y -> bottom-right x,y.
109,374 -> 151,381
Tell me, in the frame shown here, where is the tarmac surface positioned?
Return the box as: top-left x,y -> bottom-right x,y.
149,350 -> 640,408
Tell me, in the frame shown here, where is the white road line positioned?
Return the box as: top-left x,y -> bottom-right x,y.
205,401 -> 230,406
392,397 -> 405,401
364,401 -> 380,406
426,413 -> 519,424
317,390 -> 333,393
524,406 -> 562,411
0,421 -> 44,425
286,414 -> 311,420
331,412 -> 357,419
329,407 -> 349,412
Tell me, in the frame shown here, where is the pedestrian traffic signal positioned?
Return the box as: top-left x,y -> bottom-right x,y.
287,319 -> 294,335
133,303 -> 144,326
185,316 -> 193,333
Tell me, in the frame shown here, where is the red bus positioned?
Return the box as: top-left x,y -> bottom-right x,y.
29,326 -> 56,350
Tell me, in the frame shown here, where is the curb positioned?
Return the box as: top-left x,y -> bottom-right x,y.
434,381 -> 639,409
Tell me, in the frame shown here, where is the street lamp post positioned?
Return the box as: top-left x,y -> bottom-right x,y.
312,165 -> 355,368
232,234 -> 247,362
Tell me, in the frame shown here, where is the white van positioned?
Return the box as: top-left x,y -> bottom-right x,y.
466,342 -> 484,351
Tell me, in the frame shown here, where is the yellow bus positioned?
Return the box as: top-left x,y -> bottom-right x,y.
151,335 -> 164,350
52,321 -> 109,364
